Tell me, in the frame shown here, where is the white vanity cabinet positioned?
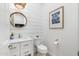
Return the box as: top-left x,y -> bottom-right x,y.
21,40 -> 33,56
8,39 -> 34,56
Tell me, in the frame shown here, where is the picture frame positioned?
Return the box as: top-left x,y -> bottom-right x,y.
49,6 -> 64,29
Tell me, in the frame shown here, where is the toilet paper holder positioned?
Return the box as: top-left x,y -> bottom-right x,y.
54,39 -> 60,46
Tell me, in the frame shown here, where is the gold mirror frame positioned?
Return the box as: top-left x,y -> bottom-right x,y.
10,12 -> 27,28
14,3 -> 26,10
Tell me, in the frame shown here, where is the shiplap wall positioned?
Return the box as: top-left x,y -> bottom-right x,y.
9,3 -> 43,39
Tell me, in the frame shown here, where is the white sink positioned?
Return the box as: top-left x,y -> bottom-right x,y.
9,37 -> 33,44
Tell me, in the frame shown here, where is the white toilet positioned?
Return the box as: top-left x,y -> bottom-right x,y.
33,35 -> 48,56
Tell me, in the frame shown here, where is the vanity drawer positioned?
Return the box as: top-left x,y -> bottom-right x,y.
21,41 -> 33,49
21,43 -> 32,56
21,40 -> 34,56
22,53 -> 32,56
21,50 -> 31,56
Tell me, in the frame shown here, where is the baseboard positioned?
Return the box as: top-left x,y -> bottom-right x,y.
48,52 -> 56,56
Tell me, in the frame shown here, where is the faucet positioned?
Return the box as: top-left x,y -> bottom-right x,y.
18,33 -> 21,38
36,35 -> 39,38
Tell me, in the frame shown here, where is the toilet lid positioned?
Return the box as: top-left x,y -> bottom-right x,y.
37,45 -> 47,50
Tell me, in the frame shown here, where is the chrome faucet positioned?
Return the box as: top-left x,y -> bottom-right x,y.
19,33 -> 21,38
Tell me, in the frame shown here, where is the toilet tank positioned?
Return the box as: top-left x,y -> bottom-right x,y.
33,36 -> 40,45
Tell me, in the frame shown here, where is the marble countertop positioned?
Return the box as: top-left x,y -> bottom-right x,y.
9,37 -> 33,44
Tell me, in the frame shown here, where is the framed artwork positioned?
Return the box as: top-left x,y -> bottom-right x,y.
49,6 -> 64,29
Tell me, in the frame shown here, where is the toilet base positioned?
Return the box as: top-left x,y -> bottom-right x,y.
36,52 -> 47,56
34,51 -> 47,56
34,44 -> 48,56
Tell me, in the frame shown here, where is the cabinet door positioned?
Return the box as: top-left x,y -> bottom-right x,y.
8,43 -> 20,56
21,40 -> 34,56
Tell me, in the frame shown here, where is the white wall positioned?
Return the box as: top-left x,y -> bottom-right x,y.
41,3 -> 78,56
0,3 -> 10,55
9,3 -> 43,39
0,3 -> 78,56
78,4 -> 79,52
0,3 -> 43,55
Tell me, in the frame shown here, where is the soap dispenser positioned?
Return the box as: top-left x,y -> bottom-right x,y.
18,33 -> 21,38
10,33 -> 14,40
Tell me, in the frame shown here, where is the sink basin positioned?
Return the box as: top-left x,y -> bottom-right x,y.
9,37 -> 33,44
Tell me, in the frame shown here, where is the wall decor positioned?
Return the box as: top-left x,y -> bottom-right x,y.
49,6 -> 64,29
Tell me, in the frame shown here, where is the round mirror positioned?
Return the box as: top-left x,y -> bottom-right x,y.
10,12 -> 27,28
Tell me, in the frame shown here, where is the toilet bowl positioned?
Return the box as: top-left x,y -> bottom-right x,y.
33,35 -> 48,56
37,44 -> 47,56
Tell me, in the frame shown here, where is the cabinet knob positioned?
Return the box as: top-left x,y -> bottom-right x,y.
8,45 -> 16,49
8,45 -> 12,49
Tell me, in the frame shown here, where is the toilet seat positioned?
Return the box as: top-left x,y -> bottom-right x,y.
37,45 -> 47,53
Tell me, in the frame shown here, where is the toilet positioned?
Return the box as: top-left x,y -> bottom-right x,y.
33,35 -> 48,56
